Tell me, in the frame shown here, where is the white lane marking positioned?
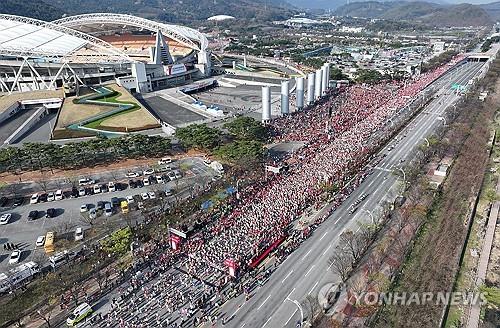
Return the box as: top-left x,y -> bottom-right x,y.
258,295 -> 271,310
356,226 -> 361,233
321,244 -> 332,256
282,270 -> 293,284
319,231 -> 328,241
285,309 -> 298,326
285,288 -> 296,300
309,281 -> 319,295
301,249 -> 312,261
262,316 -> 272,327
305,265 -> 315,277
334,217 -> 341,224
241,324 -> 246,328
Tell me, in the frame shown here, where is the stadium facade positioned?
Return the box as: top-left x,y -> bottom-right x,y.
0,13 -> 211,95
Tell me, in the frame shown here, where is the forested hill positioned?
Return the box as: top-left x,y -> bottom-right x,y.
0,0 -> 65,21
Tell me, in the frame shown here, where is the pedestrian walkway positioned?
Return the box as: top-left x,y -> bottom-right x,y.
466,178 -> 500,328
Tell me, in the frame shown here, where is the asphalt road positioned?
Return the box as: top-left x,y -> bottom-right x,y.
0,157 -> 218,272
216,60 -> 486,328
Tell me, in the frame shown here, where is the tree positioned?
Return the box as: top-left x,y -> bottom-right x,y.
330,67 -> 347,81
175,124 -> 222,150
213,140 -> 264,163
328,248 -> 354,282
339,230 -> 367,264
223,116 -> 268,141
101,227 -> 132,255
356,69 -> 384,84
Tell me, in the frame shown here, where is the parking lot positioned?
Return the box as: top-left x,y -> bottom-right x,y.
0,157 -> 218,272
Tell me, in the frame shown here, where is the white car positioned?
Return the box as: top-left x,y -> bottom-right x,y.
126,195 -> 135,204
47,192 -> 55,202
36,235 -> 45,247
203,158 -> 212,166
30,193 -> 39,204
156,175 -> 164,184
93,184 -> 101,194
80,204 -> 88,213
158,157 -> 173,165
174,170 -> 182,179
9,250 -> 21,265
0,213 -> 11,225
143,168 -> 155,175
141,193 -> 149,200
167,171 -> 176,181
78,178 -> 95,186
148,191 -> 156,199
125,172 -> 140,178
75,227 -> 84,241
55,190 -> 63,201
108,182 -> 116,192
78,187 -> 86,197
143,177 -> 150,186
89,208 -> 97,220
165,189 -> 173,197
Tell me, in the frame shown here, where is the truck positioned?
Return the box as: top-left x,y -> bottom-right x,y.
0,261 -> 40,294
120,200 -> 129,214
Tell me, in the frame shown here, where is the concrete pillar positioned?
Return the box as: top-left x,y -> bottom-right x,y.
307,73 -> 315,105
322,63 -> 330,95
280,80 -> 289,115
232,61 -> 236,70
262,86 -> 271,122
315,69 -> 323,99
243,55 -> 247,68
296,77 -> 304,110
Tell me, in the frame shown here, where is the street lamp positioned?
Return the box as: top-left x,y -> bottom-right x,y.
286,297 -> 304,327
363,209 -> 374,225
424,137 -> 430,147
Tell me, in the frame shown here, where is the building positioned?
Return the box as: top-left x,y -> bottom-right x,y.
0,13 -> 211,95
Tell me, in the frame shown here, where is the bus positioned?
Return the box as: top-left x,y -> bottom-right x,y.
44,232 -> 55,254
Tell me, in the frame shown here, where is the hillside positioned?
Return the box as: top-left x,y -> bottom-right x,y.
334,1 -> 493,27
0,0 -> 65,21
43,0 -> 294,23
480,1 -> 500,21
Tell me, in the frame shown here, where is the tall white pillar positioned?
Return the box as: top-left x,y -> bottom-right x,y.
262,86 -> 271,122
280,80 -> 290,115
322,63 -> 330,95
307,73 -> 315,105
315,69 -> 323,99
296,77 -> 304,110
232,61 -> 236,70
243,55 -> 247,68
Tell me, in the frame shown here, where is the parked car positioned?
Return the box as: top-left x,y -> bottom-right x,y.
156,165 -> 171,173
203,158 -> 212,166
108,182 -> 116,192
104,203 -> 113,217
47,192 -> 55,202
97,201 -> 105,210
111,197 -> 119,207
89,208 -> 97,220
125,172 -> 140,178
143,168 -> 155,175
148,191 -> 156,199
39,193 -> 48,202
143,177 -> 150,186
174,170 -> 182,179
36,235 -> 45,247
0,196 -> 8,207
30,193 -> 39,204
0,213 -> 12,225
9,250 -> 21,265
46,208 -> 56,218
75,228 -> 84,241
80,204 -> 88,213
93,184 -> 101,194
141,193 -> 149,200
156,175 -> 164,184
138,202 -> 144,210
158,157 -> 173,165
167,171 -> 176,181
13,197 -> 23,207
71,187 -> 79,198
28,210 -> 39,221
55,190 -> 63,201
165,188 -> 173,197
78,187 -> 86,197
126,195 -> 134,204
78,178 -> 95,186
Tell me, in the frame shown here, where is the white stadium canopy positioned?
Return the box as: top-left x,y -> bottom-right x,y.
0,14 -> 131,63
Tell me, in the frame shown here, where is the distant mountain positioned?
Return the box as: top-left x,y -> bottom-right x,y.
287,0 -> 449,10
480,1 -> 500,20
334,1 -> 493,26
0,0 -> 65,21
43,0 -> 294,23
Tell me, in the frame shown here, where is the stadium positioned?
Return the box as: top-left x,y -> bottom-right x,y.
0,13 -> 211,94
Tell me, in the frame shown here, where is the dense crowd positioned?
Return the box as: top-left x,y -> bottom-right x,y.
94,56 -> 465,327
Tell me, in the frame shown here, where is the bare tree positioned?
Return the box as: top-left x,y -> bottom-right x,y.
33,307 -> 52,328
328,248 -> 354,282
339,230 -> 367,264
35,179 -> 50,193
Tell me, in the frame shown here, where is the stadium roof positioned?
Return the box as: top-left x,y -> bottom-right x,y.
0,14 -> 130,63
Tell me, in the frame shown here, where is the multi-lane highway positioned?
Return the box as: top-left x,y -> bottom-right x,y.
218,60 -> 486,328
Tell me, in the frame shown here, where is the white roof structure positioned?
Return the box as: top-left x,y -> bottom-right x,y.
207,15 -> 236,22
0,14 -> 130,63
53,13 -> 209,53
